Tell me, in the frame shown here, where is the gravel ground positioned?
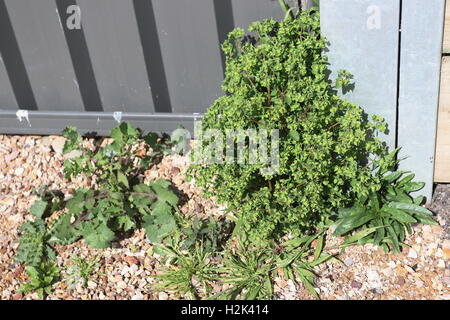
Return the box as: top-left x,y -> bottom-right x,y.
0,134 -> 449,300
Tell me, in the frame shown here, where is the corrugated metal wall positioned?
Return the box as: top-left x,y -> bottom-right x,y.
0,0 -> 292,135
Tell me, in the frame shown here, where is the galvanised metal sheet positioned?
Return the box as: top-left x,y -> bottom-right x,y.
320,0 -> 400,150
398,0 -> 445,200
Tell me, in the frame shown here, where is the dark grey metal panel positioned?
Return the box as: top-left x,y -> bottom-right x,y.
231,0 -> 284,28
152,0 -> 224,114
398,0 -> 445,199
4,0 -> 84,111
0,54 -> 17,110
77,0 -> 155,113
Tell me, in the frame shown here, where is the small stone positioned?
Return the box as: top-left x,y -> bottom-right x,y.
397,277 -> 406,286
437,259 -> 446,269
407,248 -> 418,259
350,280 -> 362,289
5,151 -> 19,162
117,281 -> 127,289
11,292 -> 22,300
87,281 -> 97,289
64,150 -> 82,160
442,277 -> 450,286
125,256 -> 139,265
367,270 -> 380,282
132,292 -> 144,300
371,288 -> 384,295
158,292 -> 169,300
171,167 -> 181,175
344,257 -> 353,267
41,137 -> 52,147
51,137 -> 66,154
14,168 -> 24,176
443,240 -> 450,259
404,265 -> 415,274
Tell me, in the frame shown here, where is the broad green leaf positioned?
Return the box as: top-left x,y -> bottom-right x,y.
414,215 -> 438,226
382,207 -> 417,223
332,213 -> 373,236
402,182 -> 425,193
151,181 -> 178,206
387,202 -> 433,216
30,200 -> 48,219
383,171 -> 403,184
80,222 -> 115,249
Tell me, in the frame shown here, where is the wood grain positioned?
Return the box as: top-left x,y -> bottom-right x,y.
435,56 -> 450,182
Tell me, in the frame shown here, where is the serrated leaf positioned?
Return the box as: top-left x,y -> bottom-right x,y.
150,181 -> 178,206
80,222 -> 115,249
30,200 -> 48,219
48,213 -> 79,245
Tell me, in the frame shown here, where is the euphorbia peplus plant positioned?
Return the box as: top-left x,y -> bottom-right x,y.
189,7 -> 395,243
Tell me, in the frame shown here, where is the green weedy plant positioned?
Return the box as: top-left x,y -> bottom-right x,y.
153,239 -> 217,300
332,149 -> 438,253
15,122 -> 181,298
65,255 -> 101,289
189,8 -> 393,243
61,123 -> 179,248
19,261 -> 60,299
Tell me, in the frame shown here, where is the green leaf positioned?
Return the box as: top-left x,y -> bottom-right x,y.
30,200 -> 48,219
383,171 -> 403,184
341,227 -> 378,247
80,222 -> 115,249
150,180 -> 178,206
414,215 -> 438,226
314,235 -> 324,260
386,225 -> 400,253
142,202 -> 176,243
288,130 -> 300,141
48,213 -> 79,245
117,171 -> 129,189
401,182 -> 425,193
382,207 -> 417,223
387,202 -> 433,216
332,213 -> 373,236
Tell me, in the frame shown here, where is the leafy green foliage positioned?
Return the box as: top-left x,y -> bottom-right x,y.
15,122 -> 180,298
217,243 -> 275,300
178,215 -> 232,254
59,123 -> 179,248
65,255 -> 101,289
332,150 -> 438,253
154,241 -> 217,300
189,9 -> 393,242
15,219 -> 56,267
19,261 -> 60,299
